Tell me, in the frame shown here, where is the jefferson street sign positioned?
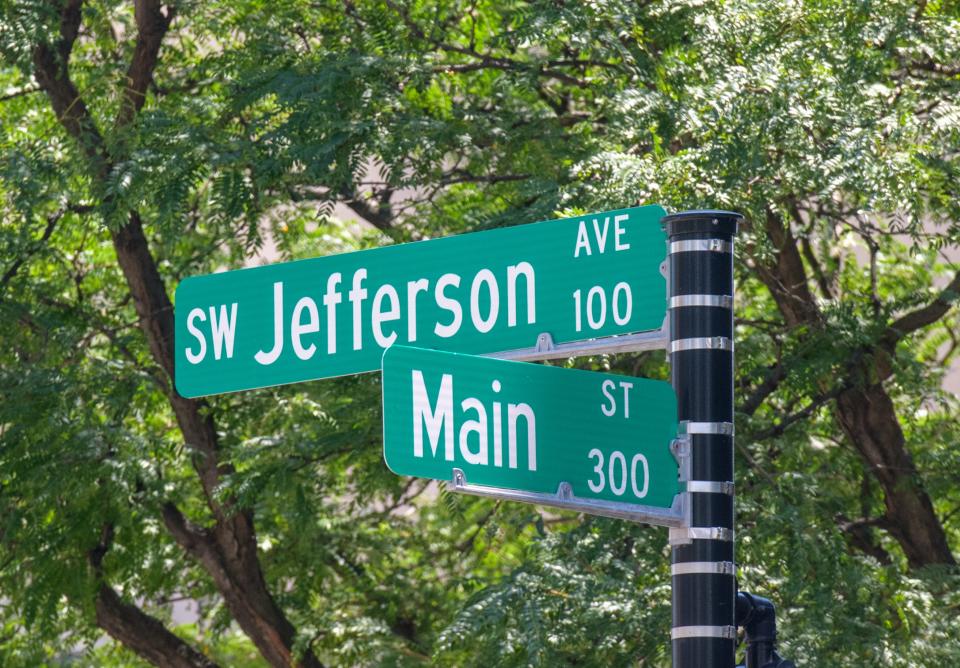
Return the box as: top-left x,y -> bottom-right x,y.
174,205 -> 667,397
382,346 -> 683,521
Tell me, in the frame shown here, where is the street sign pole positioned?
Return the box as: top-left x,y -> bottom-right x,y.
664,211 -> 742,668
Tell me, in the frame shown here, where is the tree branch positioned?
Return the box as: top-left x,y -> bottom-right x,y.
439,171 -> 531,186
882,270 -> 960,348
904,58 -> 960,77
0,85 -> 41,102
383,0 -> 590,87
837,515 -> 892,565
753,206 -> 823,327
115,0 -> 175,128
0,205 -> 92,292
342,188 -> 397,234
738,363 -> 786,417
749,383 -> 848,441
434,60 -> 590,86
32,0 -> 109,173
89,523 -> 219,668
791,207 -> 834,299
456,501 -> 500,553
161,502 -> 215,560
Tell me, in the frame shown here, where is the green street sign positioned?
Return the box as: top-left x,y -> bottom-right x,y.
382,346 -> 682,520
175,205 -> 667,397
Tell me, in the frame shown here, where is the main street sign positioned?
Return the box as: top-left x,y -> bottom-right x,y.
382,346 -> 684,523
174,205 -> 667,397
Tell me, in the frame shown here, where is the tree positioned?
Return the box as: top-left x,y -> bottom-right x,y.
1,0 -> 958,666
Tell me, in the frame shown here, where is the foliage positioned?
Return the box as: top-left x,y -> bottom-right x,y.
1,0 -> 958,666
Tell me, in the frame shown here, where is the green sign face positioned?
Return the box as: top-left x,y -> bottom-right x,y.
382,346 -> 680,511
175,205 -> 666,397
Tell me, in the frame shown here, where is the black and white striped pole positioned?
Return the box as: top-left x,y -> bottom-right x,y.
663,210 -> 741,668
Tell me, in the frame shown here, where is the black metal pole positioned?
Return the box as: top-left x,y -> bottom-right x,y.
662,210 -> 742,668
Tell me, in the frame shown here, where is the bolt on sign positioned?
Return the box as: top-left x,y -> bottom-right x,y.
174,205 -> 667,397
382,346 -> 682,516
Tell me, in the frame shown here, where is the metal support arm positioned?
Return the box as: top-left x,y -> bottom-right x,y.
735,592 -> 796,668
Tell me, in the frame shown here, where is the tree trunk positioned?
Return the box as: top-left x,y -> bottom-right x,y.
31,2 -> 326,663
754,207 -> 955,567
115,215 -> 324,667
834,384 -> 955,567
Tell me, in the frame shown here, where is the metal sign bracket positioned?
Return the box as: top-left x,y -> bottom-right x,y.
486,324 -> 669,363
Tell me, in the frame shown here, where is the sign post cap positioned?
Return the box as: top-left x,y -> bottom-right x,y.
660,210 -> 742,237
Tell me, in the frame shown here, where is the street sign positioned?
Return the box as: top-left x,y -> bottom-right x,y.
382,346 -> 684,522
175,205 -> 667,397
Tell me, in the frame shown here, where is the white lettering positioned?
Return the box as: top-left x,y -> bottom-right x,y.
592,216 -> 609,253
372,284 -> 400,348
612,282 -> 632,326
349,269 -> 368,351
185,308 -> 207,364
492,380 -> 503,467
587,285 -> 606,330
434,273 -> 462,338
586,449 -> 649,498
609,451 -> 627,495
406,278 -> 429,342
508,402 -> 537,471
506,262 -> 536,327
208,304 -> 238,360
614,214 -> 630,251
631,454 -> 649,498
255,282 -> 284,365
459,398 -> 488,465
574,221 -> 591,258
588,448 -> 604,492
601,379 -> 616,417
291,296 -> 320,360
573,289 -> 583,332
470,269 -> 500,333
618,380 -> 633,418
323,273 -> 342,354
412,370 -> 454,460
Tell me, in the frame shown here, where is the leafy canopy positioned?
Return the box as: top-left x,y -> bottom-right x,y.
1,0 -> 959,666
